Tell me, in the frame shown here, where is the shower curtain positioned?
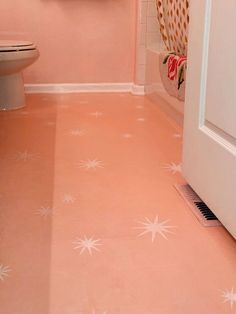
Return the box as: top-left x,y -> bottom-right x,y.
156,0 -> 189,101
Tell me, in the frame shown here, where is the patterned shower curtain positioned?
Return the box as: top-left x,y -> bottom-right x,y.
156,0 -> 189,55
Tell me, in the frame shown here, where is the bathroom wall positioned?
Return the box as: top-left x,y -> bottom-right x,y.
0,0 -> 137,84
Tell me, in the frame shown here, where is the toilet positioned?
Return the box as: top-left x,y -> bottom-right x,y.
0,40 -> 39,110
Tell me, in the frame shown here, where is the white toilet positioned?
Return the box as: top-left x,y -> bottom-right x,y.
0,40 -> 39,110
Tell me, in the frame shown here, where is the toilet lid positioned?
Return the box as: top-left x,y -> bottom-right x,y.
0,40 -> 36,52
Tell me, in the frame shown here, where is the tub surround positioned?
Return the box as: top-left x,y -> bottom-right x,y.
135,0 -> 162,86
145,45 -> 184,126
135,0 -> 184,125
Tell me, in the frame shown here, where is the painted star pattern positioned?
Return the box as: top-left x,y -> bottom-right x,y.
163,162 -> 182,174
69,129 -> 86,136
90,111 -> 103,118
173,133 -> 182,138
63,194 -> 76,204
73,236 -> 102,255
79,100 -> 89,104
1,95 -> 235,313
46,121 -> 56,126
91,310 -> 107,314
0,265 -> 11,281
135,216 -> 176,242
35,206 -> 53,218
13,150 -> 40,162
77,159 -> 104,170
122,133 -> 133,138
222,287 -> 236,309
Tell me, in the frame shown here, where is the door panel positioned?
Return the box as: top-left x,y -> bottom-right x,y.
205,1 -> 236,138
182,0 -> 236,238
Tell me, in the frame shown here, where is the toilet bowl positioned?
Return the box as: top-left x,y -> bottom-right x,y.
0,40 -> 39,110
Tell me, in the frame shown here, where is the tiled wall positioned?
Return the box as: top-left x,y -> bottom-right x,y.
135,0 -> 163,85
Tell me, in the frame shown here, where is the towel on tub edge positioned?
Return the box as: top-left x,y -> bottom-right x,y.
159,52 -> 187,102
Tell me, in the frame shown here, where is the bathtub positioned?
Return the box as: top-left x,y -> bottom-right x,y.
145,44 -> 184,126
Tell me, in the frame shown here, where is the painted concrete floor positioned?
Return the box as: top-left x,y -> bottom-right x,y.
0,93 -> 235,314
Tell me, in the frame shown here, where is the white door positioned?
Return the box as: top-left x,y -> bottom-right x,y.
182,0 -> 236,239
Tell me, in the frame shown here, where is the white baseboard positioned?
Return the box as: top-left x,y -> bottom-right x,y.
24,83 -> 145,95
131,84 -> 145,95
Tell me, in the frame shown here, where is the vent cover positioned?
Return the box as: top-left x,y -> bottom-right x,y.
174,184 -> 222,227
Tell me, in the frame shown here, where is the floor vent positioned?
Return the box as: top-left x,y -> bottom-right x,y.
174,184 -> 222,227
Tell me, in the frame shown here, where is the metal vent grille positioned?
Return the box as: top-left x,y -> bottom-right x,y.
174,184 -> 222,227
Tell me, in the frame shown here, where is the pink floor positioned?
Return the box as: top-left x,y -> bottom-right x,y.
0,93 -> 235,314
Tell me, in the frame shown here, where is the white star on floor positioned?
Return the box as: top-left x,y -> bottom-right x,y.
222,287 -> 236,309
90,111 -> 103,118
135,216 -> 176,242
77,159 -> 104,170
0,265 -> 11,281
122,133 -> 133,138
35,206 -> 53,218
63,194 -> 76,204
69,129 -> 86,136
137,118 -> 146,122
13,150 -> 40,162
46,121 -> 56,126
73,236 -> 102,255
79,100 -> 89,104
91,310 -> 107,314
173,133 -> 182,138
163,162 -> 182,174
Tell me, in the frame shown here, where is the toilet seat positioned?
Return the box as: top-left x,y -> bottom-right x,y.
0,40 -> 37,52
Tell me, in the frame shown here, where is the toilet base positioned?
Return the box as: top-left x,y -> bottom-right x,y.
0,73 -> 26,111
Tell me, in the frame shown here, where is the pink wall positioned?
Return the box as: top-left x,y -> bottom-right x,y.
1,0 -> 137,84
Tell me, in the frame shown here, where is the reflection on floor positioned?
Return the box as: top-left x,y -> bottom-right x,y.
0,93 -> 235,314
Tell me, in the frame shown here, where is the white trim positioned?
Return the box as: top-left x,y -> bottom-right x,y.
131,84 -> 145,95
24,83 -> 145,95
